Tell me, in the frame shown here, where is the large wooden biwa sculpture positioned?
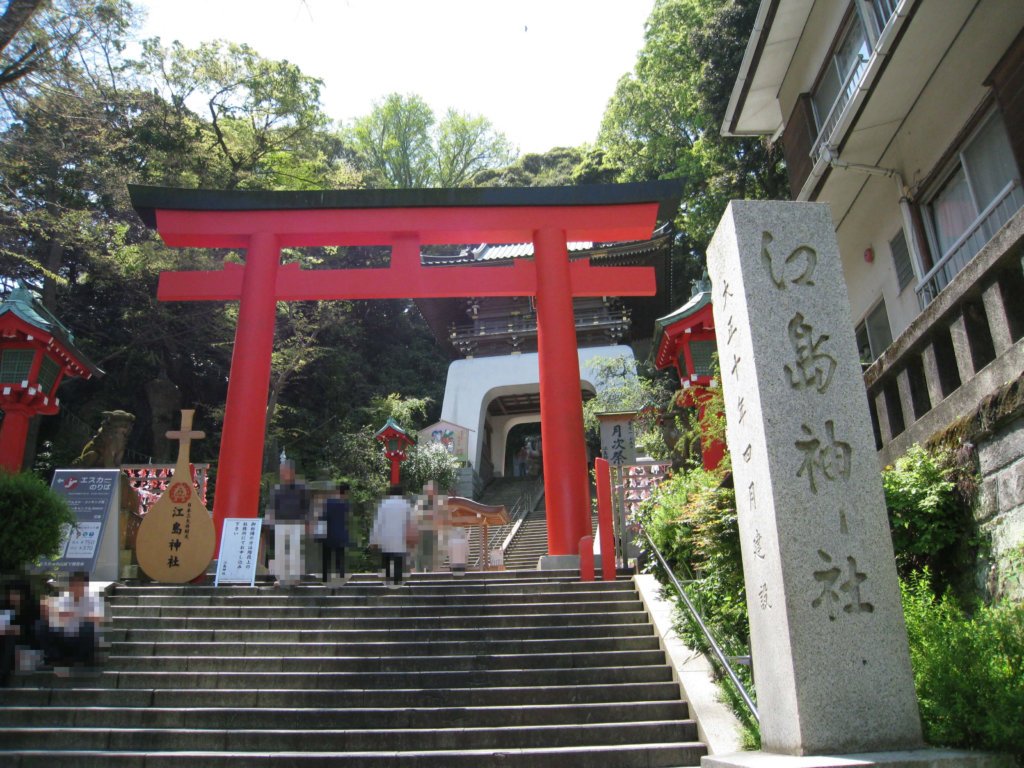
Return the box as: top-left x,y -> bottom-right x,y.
129,183 -> 680,557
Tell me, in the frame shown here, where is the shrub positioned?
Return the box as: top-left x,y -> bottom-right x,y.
902,571 -> 1024,759
882,444 -> 976,596
0,471 -> 76,574
636,468 -> 758,743
402,441 -> 461,496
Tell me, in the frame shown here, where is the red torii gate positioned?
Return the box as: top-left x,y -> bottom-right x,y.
129,183 -> 680,558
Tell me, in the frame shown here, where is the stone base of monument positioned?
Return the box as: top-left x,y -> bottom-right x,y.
538,554 -> 580,570
539,553 -> 617,571
703,748 -> 1009,767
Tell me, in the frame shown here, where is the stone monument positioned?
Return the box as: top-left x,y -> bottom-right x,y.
702,201 -> 998,767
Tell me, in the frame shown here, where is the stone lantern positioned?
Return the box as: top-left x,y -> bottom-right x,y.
374,417 -> 414,485
0,286 -> 101,472
652,274 -> 724,470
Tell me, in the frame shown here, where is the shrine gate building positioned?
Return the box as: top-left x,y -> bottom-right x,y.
129,182 -> 681,559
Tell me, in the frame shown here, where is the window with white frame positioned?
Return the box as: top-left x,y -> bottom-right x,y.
855,299 -> 893,365
811,12 -> 871,136
811,2 -> 898,148
920,111 -> 1023,300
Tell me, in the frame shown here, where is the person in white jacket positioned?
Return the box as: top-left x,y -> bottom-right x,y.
370,484 -> 414,587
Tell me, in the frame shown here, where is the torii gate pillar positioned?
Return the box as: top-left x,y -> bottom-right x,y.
534,227 -> 592,549
129,183 -> 681,558
216,231 -> 279,519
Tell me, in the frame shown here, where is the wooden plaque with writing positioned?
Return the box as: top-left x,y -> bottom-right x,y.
135,410 -> 215,583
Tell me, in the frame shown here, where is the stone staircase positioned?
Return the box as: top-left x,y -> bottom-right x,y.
502,504 -> 551,569
0,570 -> 707,767
502,502 -> 598,570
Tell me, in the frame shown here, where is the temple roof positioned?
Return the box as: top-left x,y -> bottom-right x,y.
416,223 -> 677,358
0,286 -> 76,340
0,286 -> 103,377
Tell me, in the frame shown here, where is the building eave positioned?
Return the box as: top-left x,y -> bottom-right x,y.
723,0 -> 813,138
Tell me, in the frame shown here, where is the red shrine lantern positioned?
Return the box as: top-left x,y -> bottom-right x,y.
653,275 -> 725,471
0,286 -> 101,473
374,418 -> 415,485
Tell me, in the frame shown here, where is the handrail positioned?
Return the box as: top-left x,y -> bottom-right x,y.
914,179 -> 1021,305
810,54 -> 868,164
638,525 -> 760,724
471,477 -> 542,567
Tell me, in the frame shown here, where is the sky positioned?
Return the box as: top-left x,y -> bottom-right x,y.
134,0 -> 655,156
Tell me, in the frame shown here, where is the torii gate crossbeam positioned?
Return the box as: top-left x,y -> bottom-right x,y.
129,182 -> 681,558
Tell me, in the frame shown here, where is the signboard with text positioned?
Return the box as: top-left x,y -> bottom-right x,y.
36,469 -> 121,580
214,518 -> 263,586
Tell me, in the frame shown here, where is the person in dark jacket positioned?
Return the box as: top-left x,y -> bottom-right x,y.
2,580 -> 41,683
266,459 -> 311,586
316,481 -> 350,584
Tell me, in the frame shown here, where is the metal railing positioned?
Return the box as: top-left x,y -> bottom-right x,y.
810,54 -> 869,165
863,0 -> 899,41
638,525 -> 760,724
471,476 -> 544,568
916,180 -> 1024,307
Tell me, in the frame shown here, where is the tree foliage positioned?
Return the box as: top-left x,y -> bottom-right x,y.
471,145 -> 620,188
0,471 -> 75,573
598,0 -> 788,265
347,92 -> 514,188
582,355 -> 677,460
135,38 -> 354,190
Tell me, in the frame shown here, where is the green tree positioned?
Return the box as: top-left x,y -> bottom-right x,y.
135,38 -> 353,190
0,0 -> 137,114
348,92 -> 514,188
582,355 -> 677,459
598,0 -> 788,262
471,145 -> 620,188
0,472 -> 75,573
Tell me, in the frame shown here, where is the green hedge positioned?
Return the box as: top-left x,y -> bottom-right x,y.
0,471 -> 75,574
902,571 -> 1024,759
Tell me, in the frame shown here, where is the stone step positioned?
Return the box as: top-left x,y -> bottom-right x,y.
0,700 -> 690,729
113,569 -> 631,593
108,611 -> 651,630
109,588 -> 636,606
110,634 -> 661,656
106,622 -> 653,644
4,741 -> 706,767
109,648 -> 669,672
110,585 -> 630,606
2,680 -> 685,708
0,573 -> 706,766
81,663 -> 676,689
0,719 -> 698,751
107,599 -> 645,618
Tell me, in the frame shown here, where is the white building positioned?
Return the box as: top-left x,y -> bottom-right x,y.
724,0 -> 1024,597
416,230 -> 676,494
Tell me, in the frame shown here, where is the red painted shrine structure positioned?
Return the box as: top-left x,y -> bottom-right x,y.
653,276 -> 725,471
129,183 -> 680,556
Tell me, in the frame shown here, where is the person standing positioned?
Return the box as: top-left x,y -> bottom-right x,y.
267,459 -> 310,587
370,483 -> 414,587
316,481 -> 350,584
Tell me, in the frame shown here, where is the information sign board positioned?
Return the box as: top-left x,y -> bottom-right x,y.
214,518 -> 263,586
36,469 -> 121,581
